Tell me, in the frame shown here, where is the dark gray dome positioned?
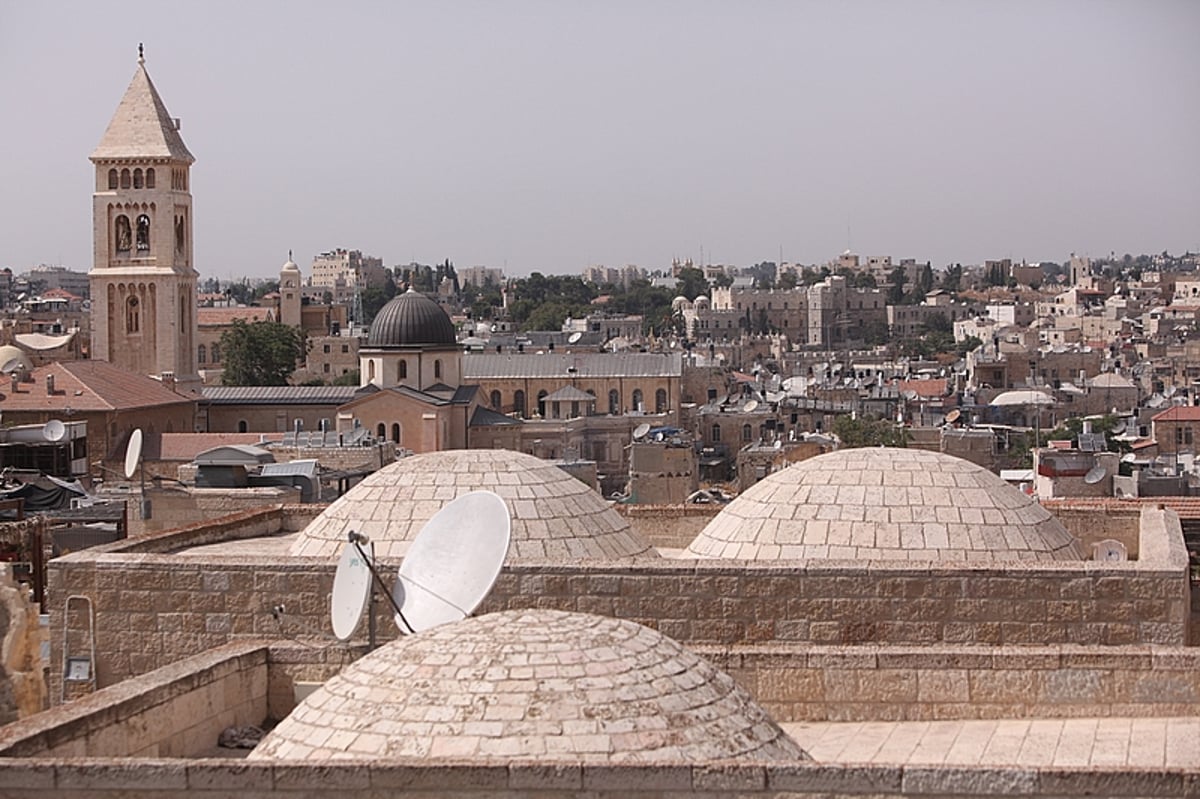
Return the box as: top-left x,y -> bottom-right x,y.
366,288 -> 456,347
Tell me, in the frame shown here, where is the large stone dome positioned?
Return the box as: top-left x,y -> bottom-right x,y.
688,447 -> 1084,562
291,449 -> 655,561
250,609 -> 807,762
366,287 -> 456,348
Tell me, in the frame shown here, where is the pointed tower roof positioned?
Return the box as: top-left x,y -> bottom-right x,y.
91,47 -> 194,163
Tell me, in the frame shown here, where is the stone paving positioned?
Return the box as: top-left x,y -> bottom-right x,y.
689,447 -> 1085,561
252,609 -> 807,763
784,717 -> 1200,768
290,450 -> 656,561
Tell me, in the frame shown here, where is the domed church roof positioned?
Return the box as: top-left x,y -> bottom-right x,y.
250,609 -> 808,762
366,287 -> 456,348
688,447 -> 1084,562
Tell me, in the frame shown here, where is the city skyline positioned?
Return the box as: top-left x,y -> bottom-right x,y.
1,1 -> 1197,280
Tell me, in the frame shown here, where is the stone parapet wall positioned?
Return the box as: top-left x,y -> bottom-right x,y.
0,759 -> 1194,797
615,503 -> 720,549
133,487 -> 300,536
699,643 -> 1200,723
47,509 -> 1190,696
0,641 -> 267,759
1042,503 -> 1141,558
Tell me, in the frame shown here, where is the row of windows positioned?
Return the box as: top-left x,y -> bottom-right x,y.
108,168 -> 156,190
490,387 -> 669,418
114,214 -> 152,254
197,344 -> 221,364
710,423 -> 778,443
364,359 -> 444,382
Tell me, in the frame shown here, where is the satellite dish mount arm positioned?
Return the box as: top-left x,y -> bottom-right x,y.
349,533 -> 414,644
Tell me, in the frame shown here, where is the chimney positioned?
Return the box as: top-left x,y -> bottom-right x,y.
160,371 -> 176,392
46,374 -> 55,395
9,374 -> 16,393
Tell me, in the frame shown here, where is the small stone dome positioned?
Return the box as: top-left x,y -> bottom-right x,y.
250,609 -> 807,762
689,447 -> 1084,561
291,449 -> 655,561
366,287 -> 456,348
281,258 -> 300,273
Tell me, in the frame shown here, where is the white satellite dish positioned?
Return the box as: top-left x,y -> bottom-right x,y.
124,428 -> 144,479
567,331 -> 583,344
330,536 -> 374,641
633,423 -> 651,440
945,409 -> 962,424
902,390 -> 919,401
391,491 -> 511,635
42,419 -> 66,442
773,439 -> 783,450
744,399 -> 759,412
1,358 -> 23,374
1083,465 -> 1107,484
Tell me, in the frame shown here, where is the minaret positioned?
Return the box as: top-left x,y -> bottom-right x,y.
88,45 -> 200,391
279,251 -> 302,328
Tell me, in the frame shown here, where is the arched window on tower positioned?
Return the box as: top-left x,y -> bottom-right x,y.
197,344 -> 206,364
608,389 -> 619,415
434,359 -> 442,380
126,295 -> 140,334
145,168 -> 155,188
136,215 -> 150,252
398,360 -> 407,381
490,390 -> 501,410
133,169 -> 143,189
655,388 -> 667,413
514,390 -> 526,418
115,215 -> 132,253
120,169 -> 131,189
108,169 -> 118,189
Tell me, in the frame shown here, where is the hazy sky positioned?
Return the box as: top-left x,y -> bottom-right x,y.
1,1 -> 1197,280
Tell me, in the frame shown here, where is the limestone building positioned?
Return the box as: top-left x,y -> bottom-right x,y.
88,48 -> 200,392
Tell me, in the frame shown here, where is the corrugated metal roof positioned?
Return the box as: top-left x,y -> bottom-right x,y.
201,386 -> 360,405
463,352 -> 682,379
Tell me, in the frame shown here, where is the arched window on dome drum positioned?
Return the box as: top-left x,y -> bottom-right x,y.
108,169 -> 118,189
434,359 -> 442,380
136,215 -> 150,252
537,390 -> 548,418
376,423 -> 386,438
367,360 -> 376,381
133,169 -> 143,189
197,344 -> 206,364
742,424 -> 752,442
608,389 -> 619,415
398,360 -> 407,380
145,168 -> 155,188
632,389 -> 643,412
655,388 -> 667,413
115,215 -> 132,253
391,423 -> 401,444
490,390 -> 501,410
712,424 -> 722,442
120,169 -> 131,189
514,390 -> 526,418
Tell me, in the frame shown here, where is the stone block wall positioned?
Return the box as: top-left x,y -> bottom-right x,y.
616,504 -> 720,549
0,641 -> 266,758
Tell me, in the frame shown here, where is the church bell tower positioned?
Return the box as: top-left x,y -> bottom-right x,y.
88,46 -> 200,391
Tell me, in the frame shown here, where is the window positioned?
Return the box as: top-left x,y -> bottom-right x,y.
125,296 -> 140,333
367,360 -> 375,381
211,344 -> 221,363
742,424 -> 752,442
376,423 -> 386,438
108,169 -> 118,189
391,423 -> 401,443
136,214 -> 150,252
323,363 -> 330,373
341,344 -> 348,353
632,389 -> 643,411
434,359 -> 442,380
655,388 -> 667,413
120,168 -> 131,189
133,169 -> 143,189
322,344 -> 330,354
712,424 -> 721,442
115,215 -> 132,253
537,390 -> 548,418
514,390 -> 526,418
145,168 -> 155,188
238,420 -> 248,433
398,360 -> 407,380
490,390 -> 501,410
608,389 -> 620,415
197,344 -> 206,364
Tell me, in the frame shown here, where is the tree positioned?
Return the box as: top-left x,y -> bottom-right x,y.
219,320 -> 306,386
777,271 -> 798,290
887,267 -> 907,305
832,414 -> 910,448
332,370 -> 360,386
941,263 -> 963,292
675,266 -> 709,300
918,262 -> 934,293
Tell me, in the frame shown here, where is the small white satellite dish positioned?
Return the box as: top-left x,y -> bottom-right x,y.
902,390 -> 919,401
124,428 -> 144,479
42,419 -> 66,442
945,409 -> 962,424
567,331 -> 583,344
633,423 -> 651,440
1083,465 -> 1107,484
391,491 -> 511,634
331,537 -> 374,641
1,358 -> 23,374
744,399 -> 759,412
773,439 -> 783,450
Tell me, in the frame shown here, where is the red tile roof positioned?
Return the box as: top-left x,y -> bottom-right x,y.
898,378 -> 949,398
1,361 -> 194,412
1152,406 -> 1200,422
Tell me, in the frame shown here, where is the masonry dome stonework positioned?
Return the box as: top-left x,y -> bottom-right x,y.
366,287 -> 457,348
689,447 -> 1085,561
251,609 -> 808,762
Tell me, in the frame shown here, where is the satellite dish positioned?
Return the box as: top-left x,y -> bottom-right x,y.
945,409 -> 962,424
633,423 -> 651,440
744,399 -> 759,413
902,390 -> 919,401
567,331 -> 582,344
42,419 -> 66,442
391,491 -> 510,634
1,358 -> 23,374
1084,465 -> 1107,484
124,428 -> 144,479
330,537 -> 374,641
773,439 -> 782,450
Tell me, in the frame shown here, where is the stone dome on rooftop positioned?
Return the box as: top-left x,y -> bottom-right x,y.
688,447 -> 1084,562
250,609 -> 808,763
366,287 -> 456,348
291,449 -> 655,561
